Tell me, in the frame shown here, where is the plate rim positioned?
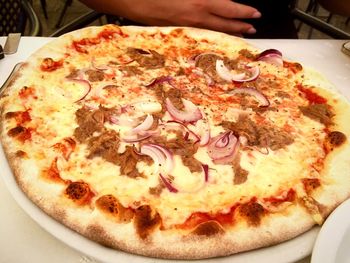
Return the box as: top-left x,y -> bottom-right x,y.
311,198 -> 350,263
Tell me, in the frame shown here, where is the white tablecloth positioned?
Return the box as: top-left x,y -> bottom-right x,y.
0,37 -> 349,263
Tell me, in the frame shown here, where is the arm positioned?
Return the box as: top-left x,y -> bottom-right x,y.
79,0 -> 261,35
317,0 -> 350,16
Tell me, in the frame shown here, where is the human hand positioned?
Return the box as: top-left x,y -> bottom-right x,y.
123,0 -> 261,35
81,0 -> 261,35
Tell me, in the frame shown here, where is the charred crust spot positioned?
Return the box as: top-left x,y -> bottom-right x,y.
15,150 -> 28,158
192,220 -> 224,236
96,194 -> 134,223
13,111 -> 31,124
302,178 -> 321,195
7,126 -> 32,141
8,126 -> 26,137
65,181 -> 93,205
325,131 -> 346,150
239,202 -> 265,226
134,205 -> 161,239
96,194 -> 120,215
5,112 -> 18,119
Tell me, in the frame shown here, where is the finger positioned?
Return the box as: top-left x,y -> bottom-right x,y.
209,0 -> 261,19
200,14 -> 256,34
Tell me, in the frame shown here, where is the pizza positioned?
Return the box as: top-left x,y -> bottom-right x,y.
1,25 -> 350,259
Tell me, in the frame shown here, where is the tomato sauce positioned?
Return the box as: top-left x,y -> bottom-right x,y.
72,28 -> 127,53
297,84 -> 327,104
283,61 -> 303,74
43,158 -> 66,183
40,58 -> 64,72
18,86 -> 37,100
263,188 -> 296,204
178,205 -> 238,230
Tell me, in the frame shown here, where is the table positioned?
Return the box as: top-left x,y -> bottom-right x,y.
0,37 -> 349,263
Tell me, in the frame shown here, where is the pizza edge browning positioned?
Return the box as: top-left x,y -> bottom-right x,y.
1,25 -> 350,259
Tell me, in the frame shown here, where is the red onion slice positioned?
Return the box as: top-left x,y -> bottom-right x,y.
68,79 -> 92,102
257,49 -> 283,67
229,87 -> 270,107
189,52 -> 220,65
192,68 -> 215,86
140,144 -> 174,174
91,57 -> 115,76
110,114 -> 139,127
166,120 -> 200,143
159,174 -> 178,193
213,142 -> 239,165
259,49 -> 282,57
131,114 -> 154,134
121,133 -> 152,143
202,164 -> 209,182
140,144 -> 166,171
216,60 -> 260,82
165,98 -> 202,123
207,131 -> 239,164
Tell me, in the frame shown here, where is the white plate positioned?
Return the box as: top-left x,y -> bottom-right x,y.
0,144 -> 316,263
311,198 -> 350,263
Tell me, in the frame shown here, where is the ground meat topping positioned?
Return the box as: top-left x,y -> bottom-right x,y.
233,165 -> 249,185
149,178 -> 166,196
126,48 -> 165,69
85,69 -> 105,82
74,107 -> 105,142
151,131 -> 202,173
87,130 -> 120,163
153,84 -> 184,115
238,49 -> 257,60
74,106 -> 118,142
195,53 -> 223,83
299,103 -> 334,125
120,65 -> 143,76
117,146 -> 145,178
221,116 -> 294,150
66,68 -> 80,79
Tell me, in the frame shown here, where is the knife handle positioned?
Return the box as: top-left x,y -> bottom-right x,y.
341,41 -> 350,57
4,33 -> 21,55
